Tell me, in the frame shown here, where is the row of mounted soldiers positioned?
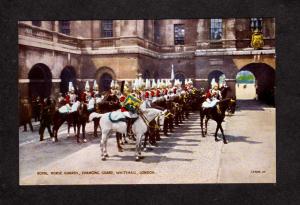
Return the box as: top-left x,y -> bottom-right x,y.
20,77 -> 204,145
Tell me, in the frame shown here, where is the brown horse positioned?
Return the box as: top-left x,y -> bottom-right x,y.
52,110 -> 77,142
75,102 -> 90,143
200,98 -> 236,144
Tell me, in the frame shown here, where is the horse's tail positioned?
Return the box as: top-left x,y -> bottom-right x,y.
89,112 -> 103,121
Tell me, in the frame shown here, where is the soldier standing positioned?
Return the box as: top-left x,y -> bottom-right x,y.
39,97 -> 53,141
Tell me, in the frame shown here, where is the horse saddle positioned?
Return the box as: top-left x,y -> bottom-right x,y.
108,110 -> 127,123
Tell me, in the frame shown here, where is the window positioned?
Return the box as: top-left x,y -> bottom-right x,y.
59,21 -> 70,35
32,21 -> 41,27
210,19 -> 222,40
174,24 -> 185,45
154,20 -> 160,43
250,18 -> 263,31
101,20 -> 113,37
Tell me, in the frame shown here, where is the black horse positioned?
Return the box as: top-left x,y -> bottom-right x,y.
200,98 -> 236,144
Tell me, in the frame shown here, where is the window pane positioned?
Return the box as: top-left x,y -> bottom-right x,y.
174,24 -> 185,45
250,17 -> 263,30
101,20 -> 113,37
59,21 -> 70,35
210,19 -> 222,40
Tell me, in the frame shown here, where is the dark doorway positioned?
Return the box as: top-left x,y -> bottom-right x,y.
60,66 -> 77,94
142,70 -> 151,79
175,73 -> 186,85
99,73 -> 113,91
28,63 -> 52,99
240,63 -> 275,105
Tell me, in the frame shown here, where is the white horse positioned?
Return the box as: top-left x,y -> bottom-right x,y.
97,108 -> 165,161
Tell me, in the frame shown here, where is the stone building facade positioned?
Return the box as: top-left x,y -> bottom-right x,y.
18,18 -> 275,101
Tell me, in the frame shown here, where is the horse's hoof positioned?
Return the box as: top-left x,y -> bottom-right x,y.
135,157 -> 140,161
118,148 -> 123,152
104,154 -> 109,157
223,140 -> 228,144
83,139 -> 87,143
102,157 -> 106,161
215,138 -> 220,142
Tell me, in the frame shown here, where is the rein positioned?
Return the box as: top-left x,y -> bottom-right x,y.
137,108 -> 161,130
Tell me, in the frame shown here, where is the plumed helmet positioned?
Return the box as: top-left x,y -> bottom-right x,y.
85,81 -> 90,91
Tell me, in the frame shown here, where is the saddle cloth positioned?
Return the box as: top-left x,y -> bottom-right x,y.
202,99 -> 219,109
58,102 -> 80,114
109,110 -> 127,123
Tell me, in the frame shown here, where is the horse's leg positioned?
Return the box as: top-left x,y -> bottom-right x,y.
163,119 -> 168,136
76,124 -> 80,143
143,132 -> 149,150
135,134 -> 143,161
215,123 -> 220,142
116,133 -> 123,152
93,119 -> 99,138
219,123 -> 227,144
29,121 -> 33,132
200,114 -> 205,138
100,132 -> 106,160
103,132 -> 109,158
205,117 -> 209,135
39,122 -> 45,141
67,122 -> 70,136
82,123 -> 87,143
47,123 -> 53,138
123,134 -> 128,144
23,124 -> 27,132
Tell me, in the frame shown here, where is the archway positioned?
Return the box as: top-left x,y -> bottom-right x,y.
175,72 -> 186,85
95,67 -> 116,92
208,70 -> 226,88
240,63 -> 275,105
142,70 -> 151,79
28,63 -> 52,99
100,73 -> 113,91
60,66 -> 77,94
236,70 -> 256,100
153,71 -> 160,80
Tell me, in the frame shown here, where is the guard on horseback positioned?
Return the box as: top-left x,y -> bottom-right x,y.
202,79 -> 222,110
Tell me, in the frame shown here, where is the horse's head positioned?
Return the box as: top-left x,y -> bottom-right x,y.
78,102 -> 88,115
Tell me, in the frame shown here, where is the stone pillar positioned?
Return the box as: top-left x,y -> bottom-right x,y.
224,18 -> 236,48
136,20 -> 144,38
120,20 -> 137,36
196,19 -> 210,49
53,21 -> 59,43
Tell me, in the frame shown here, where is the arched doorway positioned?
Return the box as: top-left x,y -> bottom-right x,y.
95,67 -> 116,92
142,70 -> 151,79
175,72 -> 186,85
236,70 -> 256,100
153,71 -> 160,80
28,63 -> 52,99
240,63 -> 275,105
208,70 -> 226,88
100,73 -> 113,91
60,66 -> 77,94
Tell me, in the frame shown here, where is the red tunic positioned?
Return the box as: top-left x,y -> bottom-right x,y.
65,95 -> 70,104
